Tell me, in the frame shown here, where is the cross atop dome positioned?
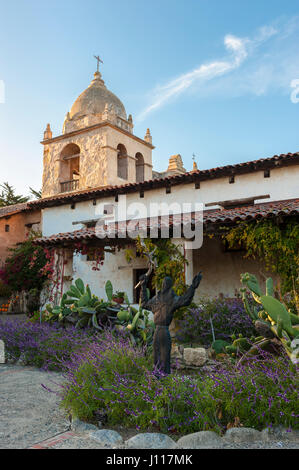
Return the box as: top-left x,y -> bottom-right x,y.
93,55 -> 103,73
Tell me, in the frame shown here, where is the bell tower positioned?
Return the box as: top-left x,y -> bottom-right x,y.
41,61 -> 154,198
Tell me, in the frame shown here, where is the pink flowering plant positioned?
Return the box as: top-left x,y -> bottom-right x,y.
0,239 -> 53,292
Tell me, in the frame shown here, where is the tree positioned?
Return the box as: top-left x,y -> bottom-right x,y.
29,187 -> 42,199
0,182 -> 29,207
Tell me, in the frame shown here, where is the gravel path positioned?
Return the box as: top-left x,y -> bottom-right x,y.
0,364 -> 69,449
0,364 -> 298,450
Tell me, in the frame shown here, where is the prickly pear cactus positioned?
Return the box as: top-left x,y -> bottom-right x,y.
240,273 -> 299,361
115,305 -> 155,347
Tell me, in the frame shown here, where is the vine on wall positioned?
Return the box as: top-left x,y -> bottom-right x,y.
126,237 -> 188,295
222,217 -> 299,305
73,243 -> 105,271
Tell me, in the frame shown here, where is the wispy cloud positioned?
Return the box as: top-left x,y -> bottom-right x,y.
136,20 -> 299,121
137,35 -> 249,121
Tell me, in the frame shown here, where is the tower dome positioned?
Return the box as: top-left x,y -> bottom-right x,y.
63,70 -> 127,133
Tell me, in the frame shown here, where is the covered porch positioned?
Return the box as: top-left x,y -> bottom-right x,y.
34,198 -> 299,304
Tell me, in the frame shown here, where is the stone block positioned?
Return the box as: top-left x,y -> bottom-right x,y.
261,427 -> 299,442
89,429 -> 123,447
177,431 -> 223,449
71,418 -> 98,433
223,427 -> 261,443
183,347 -> 207,367
125,433 -> 177,449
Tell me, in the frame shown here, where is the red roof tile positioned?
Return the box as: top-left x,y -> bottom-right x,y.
0,202 -> 30,219
28,151 -> 299,210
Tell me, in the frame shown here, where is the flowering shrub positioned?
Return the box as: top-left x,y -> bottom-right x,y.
202,352 -> 299,432
0,319 -> 96,370
60,336 -> 298,433
0,320 -> 297,433
0,239 -> 52,292
174,297 -> 256,346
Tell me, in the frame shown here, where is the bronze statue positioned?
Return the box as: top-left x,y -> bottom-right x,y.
139,272 -> 202,375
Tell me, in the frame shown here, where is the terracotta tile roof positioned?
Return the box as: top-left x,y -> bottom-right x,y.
28,151 -> 299,209
0,202 -> 30,219
33,198 -> 299,246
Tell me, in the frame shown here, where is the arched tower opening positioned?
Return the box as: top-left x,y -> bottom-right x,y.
135,152 -> 145,183
60,143 -> 80,192
117,144 -> 128,180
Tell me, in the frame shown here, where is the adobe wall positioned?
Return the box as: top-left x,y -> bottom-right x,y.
0,209 -> 41,265
192,236 -> 278,301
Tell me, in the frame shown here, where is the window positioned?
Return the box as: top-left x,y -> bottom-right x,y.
135,152 -> 145,183
5,224 -> 9,232
264,169 -> 271,178
103,204 -> 114,215
117,144 -> 128,180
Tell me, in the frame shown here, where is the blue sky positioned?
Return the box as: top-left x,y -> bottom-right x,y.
0,0 -> 299,196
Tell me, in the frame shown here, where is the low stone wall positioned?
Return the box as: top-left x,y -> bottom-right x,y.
71,419 -> 299,449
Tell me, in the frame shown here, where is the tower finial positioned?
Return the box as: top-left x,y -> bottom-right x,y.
192,153 -> 198,171
93,55 -> 103,73
144,128 -> 152,144
43,123 -> 52,140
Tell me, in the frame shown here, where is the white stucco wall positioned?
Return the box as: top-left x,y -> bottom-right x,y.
41,163 -> 298,302
42,164 -> 299,237
192,237 -> 279,301
71,248 -> 147,302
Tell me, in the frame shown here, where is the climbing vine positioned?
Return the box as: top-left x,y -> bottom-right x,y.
222,217 -> 299,301
73,243 -> 106,271
126,237 -> 188,295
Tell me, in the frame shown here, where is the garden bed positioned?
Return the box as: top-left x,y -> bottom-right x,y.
0,319 -> 298,437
